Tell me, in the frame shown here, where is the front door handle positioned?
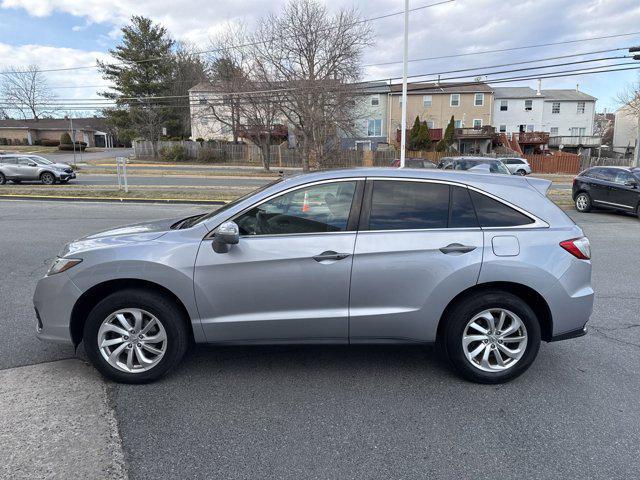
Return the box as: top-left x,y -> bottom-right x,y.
313,251 -> 350,262
439,243 -> 477,254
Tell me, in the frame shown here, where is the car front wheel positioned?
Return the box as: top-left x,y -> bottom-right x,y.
83,289 -> 190,383
0,173 -> 5,185
443,291 -> 541,384
40,172 -> 56,185
516,169 -> 527,176
575,192 -> 592,212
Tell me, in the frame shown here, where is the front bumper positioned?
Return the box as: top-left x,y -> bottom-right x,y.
33,272 -> 82,345
550,324 -> 588,342
58,172 -> 76,181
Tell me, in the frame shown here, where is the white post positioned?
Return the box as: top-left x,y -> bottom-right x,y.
70,117 -> 77,167
116,157 -> 122,189
123,157 -> 128,193
399,0 -> 410,168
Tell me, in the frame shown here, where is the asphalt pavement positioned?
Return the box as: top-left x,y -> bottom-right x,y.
1,200 -> 639,479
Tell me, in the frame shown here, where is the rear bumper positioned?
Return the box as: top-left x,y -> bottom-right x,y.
33,272 -> 82,345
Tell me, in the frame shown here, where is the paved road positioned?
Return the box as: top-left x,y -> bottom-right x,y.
38,148 -> 132,164
1,200 -> 639,479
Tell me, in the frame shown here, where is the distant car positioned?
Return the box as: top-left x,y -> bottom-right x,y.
502,158 -> 532,176
391,158 -> 437,169
572,166 -> 640,217
438,157 -> 511,175
0,154 -> 76,185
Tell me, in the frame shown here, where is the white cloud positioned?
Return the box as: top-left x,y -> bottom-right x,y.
1,0 -> 640,109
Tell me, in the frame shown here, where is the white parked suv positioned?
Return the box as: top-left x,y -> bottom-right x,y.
502,158 -> 532,176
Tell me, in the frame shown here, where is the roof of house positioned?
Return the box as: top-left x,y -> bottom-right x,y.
493,86 -> 597,101
390,82 -> 493,94
0,117 -> 108,131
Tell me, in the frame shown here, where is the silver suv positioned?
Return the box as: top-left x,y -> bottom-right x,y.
34,168 -> 593,384
0,154 -> 76,185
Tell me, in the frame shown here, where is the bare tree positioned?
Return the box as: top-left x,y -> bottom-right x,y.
170,42 -> 207,138
616,79 -> 640,116
0,65 -> 55,119
250,0 -> 372,171
0,107 -> 8,119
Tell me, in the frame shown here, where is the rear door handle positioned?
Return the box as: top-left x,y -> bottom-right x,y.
313,251 -> 350,262
439,243 -> 477,254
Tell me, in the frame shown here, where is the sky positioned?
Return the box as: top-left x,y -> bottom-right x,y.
1,0 -> 640,113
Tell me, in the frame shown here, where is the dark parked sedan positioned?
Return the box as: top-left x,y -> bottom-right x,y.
572,166 -> 640,217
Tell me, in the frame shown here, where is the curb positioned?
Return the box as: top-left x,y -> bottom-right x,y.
0,194 -> 227,205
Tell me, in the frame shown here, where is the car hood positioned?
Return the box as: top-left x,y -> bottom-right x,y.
48,163 -> 72,170
60,217 -> 182,257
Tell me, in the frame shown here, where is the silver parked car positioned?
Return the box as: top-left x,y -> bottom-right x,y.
438,157 -> 511,175
34,168 -> 593,384
0,154 -> 76,185
502,157 -> 532,176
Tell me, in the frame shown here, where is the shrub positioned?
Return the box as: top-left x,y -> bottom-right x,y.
58,142 -> 87,151
159,144 -> 189,162
0,138 -> 7,145
60,132 -> 72,144
197,146 -> 227,163
41,139 -> 60,147
195,137 -> 205,143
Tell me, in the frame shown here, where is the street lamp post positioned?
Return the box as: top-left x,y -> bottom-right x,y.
399,0 -> 409,168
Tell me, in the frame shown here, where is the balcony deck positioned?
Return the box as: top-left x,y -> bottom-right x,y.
548,136 -> 601,148
454,126 -> 496,139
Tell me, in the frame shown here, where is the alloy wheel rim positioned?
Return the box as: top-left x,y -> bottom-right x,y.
462,308 -> 528,373
98,308 -> 167,373
576,195 -> 588,211
42,174 -> 54,184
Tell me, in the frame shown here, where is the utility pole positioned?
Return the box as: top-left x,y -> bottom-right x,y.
630,46 -> 640,167
69,117 -> 77,168
399,0 -> 409,168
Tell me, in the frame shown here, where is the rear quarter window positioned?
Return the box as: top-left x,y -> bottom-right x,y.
469,190 -> 534,227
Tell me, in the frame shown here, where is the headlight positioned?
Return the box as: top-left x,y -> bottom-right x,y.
47,257 -> 82,276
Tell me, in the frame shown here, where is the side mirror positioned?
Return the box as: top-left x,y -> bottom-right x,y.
625,180 -> 638,189
212,221 -> 239,253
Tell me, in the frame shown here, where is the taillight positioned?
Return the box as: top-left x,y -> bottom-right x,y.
560,237 -> 591,260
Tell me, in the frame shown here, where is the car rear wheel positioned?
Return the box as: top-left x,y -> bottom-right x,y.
83,289 -> 190,383
443,291 -> 541,384
40,172 -> 56,185
516,169 -> 527,176
0,173 -> 5,185
575,192 -> 592,212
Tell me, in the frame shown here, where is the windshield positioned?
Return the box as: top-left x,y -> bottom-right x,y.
191,178 -> 283,227
29,156 -> 54,165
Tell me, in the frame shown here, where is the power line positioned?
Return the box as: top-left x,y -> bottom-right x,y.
364,31 -> 640,67
3,63 -> 638,110
0,0 -> 455,76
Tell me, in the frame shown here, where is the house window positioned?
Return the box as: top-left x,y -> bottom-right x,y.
474,93 -> 484,106
550,127 -> 559,136
370,95 -> 380,106
527,124 -> 534,132
552,102 -> 561,114
426,121 -> 435,128
577,101 -> 585,114
500,100 -> 508,111
473,119 -> 482,128
423,95 -> 432,107
499,125 -> 507,133
199,97 -> 207,105
450,94 -> 460,107
454,119 -> 462,128
524,100 -> 532,111
367,119 -> 382,137
570,127 -> 586,137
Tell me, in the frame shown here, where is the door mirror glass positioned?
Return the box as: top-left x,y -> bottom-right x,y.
625,180 -> 638,188
212,221 -> 239,253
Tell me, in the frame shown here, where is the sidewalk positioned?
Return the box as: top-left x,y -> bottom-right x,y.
0,359 -> 127,479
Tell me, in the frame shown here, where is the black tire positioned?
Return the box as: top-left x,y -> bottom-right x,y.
0,173 -> 5,185
443,290 -> 541,384
574,191 -> 592,213
516,169 -> 527,176
40,172 -> 56,185
59,179 -> 69,184
83,288 -> 190,384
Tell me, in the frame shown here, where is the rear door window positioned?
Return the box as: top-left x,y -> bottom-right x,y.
469,190 -> 534,227
368,180 -> 449,230
449,186 -> 479,228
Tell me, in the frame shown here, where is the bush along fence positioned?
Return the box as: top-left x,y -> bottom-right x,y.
133,140 -> 631,174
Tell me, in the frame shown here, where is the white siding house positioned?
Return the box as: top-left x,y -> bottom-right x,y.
493,86 -> 597,140
613,105 -> 638,155
339,82 -> 390,151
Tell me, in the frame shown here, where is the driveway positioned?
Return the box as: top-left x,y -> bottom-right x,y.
1,200 -> 638,479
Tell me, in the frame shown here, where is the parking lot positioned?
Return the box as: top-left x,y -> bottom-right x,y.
1,199 -> 639,479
